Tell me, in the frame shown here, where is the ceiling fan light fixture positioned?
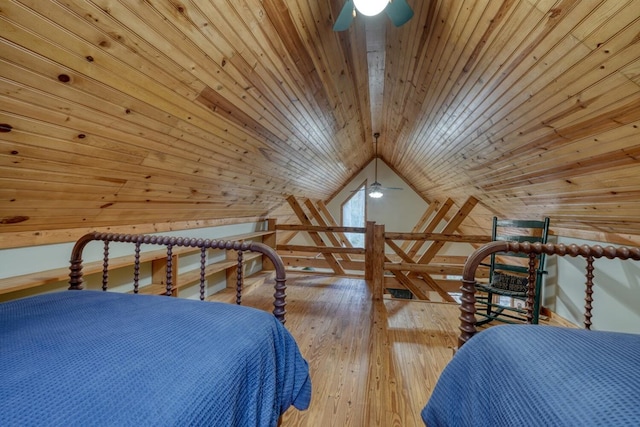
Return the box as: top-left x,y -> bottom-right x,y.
369,180 -> 383,198
353,0 -> 389,16
369,189 -> 383,198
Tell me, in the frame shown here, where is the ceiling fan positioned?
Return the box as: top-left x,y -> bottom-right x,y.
354,133 -> 404,198
333,0 -> 414,31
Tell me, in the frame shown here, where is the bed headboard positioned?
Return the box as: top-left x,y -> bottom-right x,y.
458,241 -> 640,347
67,232 -> 287,323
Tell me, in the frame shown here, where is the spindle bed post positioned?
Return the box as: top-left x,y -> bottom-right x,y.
102,241 -> 110,291
134,241 -> 141,293
165,244 -> 174,296
584,255 -> 595,330
236,250 -> 243,305
199,247 -> 207,301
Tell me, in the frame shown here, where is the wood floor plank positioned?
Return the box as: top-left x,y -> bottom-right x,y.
224,272 -> 459,426
208,271 -> 578,426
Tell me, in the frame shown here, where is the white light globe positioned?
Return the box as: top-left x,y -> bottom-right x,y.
368,190 -> 383,198
354,0 -> 389,16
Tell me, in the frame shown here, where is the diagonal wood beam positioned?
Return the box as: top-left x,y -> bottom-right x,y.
416,196 -> 479,265
406,197 -> 479,302
385,230 -> 431,300
387,231 -> 458,303
407,198 -> 455,259
316,200 -> 355,249
384,255 -> 430,301
279,230 -> 299,245
286,196 -> 345,275
400,200 -> 441,251
385,238 -> 414,263
304,199 -> 351,262
416,273 -> 456,303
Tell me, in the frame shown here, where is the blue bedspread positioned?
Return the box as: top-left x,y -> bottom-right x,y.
422,325 -> 640,426
0,291 -> 311,426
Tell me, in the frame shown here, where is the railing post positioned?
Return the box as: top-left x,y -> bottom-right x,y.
365,221 -> 375,281
372,224 -> 385,300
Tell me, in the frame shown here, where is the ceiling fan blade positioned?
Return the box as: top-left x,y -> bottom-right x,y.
381,186 -> 404,190
385,0 -> 414,27
333,1 -> 355,31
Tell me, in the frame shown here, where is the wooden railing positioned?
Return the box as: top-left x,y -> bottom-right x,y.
274,220 -> 490,302
381,230 -> 490,301
275,224 -> 366,274
275,195 -> 491,302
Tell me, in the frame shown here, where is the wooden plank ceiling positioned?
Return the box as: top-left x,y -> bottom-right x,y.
1,0 -> 639,242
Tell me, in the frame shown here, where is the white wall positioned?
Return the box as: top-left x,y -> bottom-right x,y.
0,222 -> 267,279
324,159 -> 471,256
327,159 -> 428,232
544,236 -> 640,334
287,159 -> 436,249
0,221 -> 268,301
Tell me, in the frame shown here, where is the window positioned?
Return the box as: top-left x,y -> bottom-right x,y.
341,182 -> 366,247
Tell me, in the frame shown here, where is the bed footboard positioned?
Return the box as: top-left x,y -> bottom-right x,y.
68,232 -> 288,323
459,241 -> 640,347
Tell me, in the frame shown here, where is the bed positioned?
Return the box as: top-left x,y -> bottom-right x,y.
422,241 -> 640,426
0,232 -> 311,426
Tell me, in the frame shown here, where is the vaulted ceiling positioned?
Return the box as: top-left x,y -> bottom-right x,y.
1,0 -> 640,244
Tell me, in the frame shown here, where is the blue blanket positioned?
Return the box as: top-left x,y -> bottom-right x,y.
422,325 -> 640,426
0,291 -> 311,426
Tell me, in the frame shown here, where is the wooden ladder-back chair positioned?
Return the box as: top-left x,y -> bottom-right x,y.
474,217 -> 550,325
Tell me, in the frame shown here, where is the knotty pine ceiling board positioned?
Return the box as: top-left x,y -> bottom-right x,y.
1,0 -> 639,243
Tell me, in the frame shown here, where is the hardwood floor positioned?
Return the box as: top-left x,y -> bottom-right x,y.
221,272 -> 460,427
